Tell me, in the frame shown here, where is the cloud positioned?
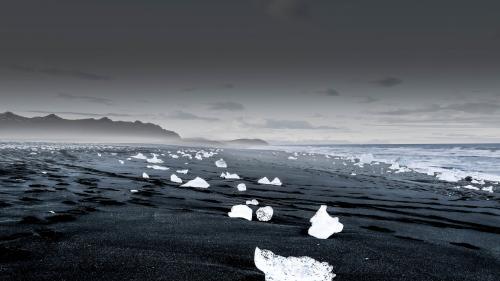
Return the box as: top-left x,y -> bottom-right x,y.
166,110 -> 219,121
358,96 -> 379,103
241,118 -> 339,130
179,83 -> 235,93
220,83 -> 235,89
208,101 -> 245,111
372,77 -> 403,87
316,88 -> 340,96
9,65 -> 111,81
379,102 -> 500,115
266,0 -> 310,21
56,93 -> 113,105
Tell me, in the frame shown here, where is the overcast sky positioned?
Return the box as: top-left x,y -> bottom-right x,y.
1,0 -> 500,144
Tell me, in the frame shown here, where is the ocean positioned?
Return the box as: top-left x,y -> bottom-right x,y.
272,143 -> 500,183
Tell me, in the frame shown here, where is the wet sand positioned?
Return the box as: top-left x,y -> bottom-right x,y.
1,144 -> 499,280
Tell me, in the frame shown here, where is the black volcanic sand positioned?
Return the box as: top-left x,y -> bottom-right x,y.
0,144 -> 499,281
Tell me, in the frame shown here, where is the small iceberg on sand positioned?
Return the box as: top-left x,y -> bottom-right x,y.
308,205 -> 343,239
256,206 -> 273,222
147,165 -> 169,171
237,183 -> 247,191
170,174 -> 183,184
228,205 -> 252,221
181,177 -> 210,188
131,153 -> 148,160
215,158 -> 227,168
142,172 -> 150,179
147,154 -> 164,164
220,172 -> 240,179
254,247 -> 336,281
246,199 -> 259,205
482,186 -> 494,193
258,177 -> 282,186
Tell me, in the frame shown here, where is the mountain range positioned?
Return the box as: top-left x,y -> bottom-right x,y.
0,112 -> 267,146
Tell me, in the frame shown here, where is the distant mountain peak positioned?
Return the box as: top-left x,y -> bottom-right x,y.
44,114 -> 62,120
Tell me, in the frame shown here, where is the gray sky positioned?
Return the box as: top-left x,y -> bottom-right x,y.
1,0 -> 500,143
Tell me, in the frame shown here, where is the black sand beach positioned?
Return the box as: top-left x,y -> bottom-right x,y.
1,144 -> 499,280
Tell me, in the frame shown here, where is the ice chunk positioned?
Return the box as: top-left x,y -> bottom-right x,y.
131,153 -> 148,160
130,189 -> 139,193
118,160 -> 124,165
288,156 -> 298,160
308,205 -> 343,239
176,169 -> 188,174
482,186 -> 494,193
170,174 -> 183,183
256,206 -> 273,222
270,177 -> 282,186
147,154 -> 164,164
181,177 -> 210,188
350,172 -> 356,176
237,183 -> 247,191
228,205 -> 252,221
462,185 -> 479,190
254,247 -> 336,281
258,177 -> 271,184
147,165 -> 169,170
215,158 -> 227,168
246,199 -> 259,205
258,176 -> 283,186
142,172 -> 150,179
171,154 -> 179,159
195,154 -> 203,160
97,153 -> 102,157
220,172 -> 240,179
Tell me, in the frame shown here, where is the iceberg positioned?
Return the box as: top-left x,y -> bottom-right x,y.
258,177 -> 271,184
256,206 -> 273,222
170,174 -> 183,183
246,199 -> 259,205
482,186 -> 494,193
228,204 -> 252,221
237,183 -> 247,191
181,177 -> 210,188
176,169 -> 188,174
147,154 -> 164,164
147,165 -> 169,171
270,178 -> 282,186
220,172 -> 240,179
254,247 -> 336,281
462,185 -> 479,191
259,177 -> 282,186
131,153 -> 148,160
308,205 -> 343,239
142,172 -> 150,179
215,158 -> 227,168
